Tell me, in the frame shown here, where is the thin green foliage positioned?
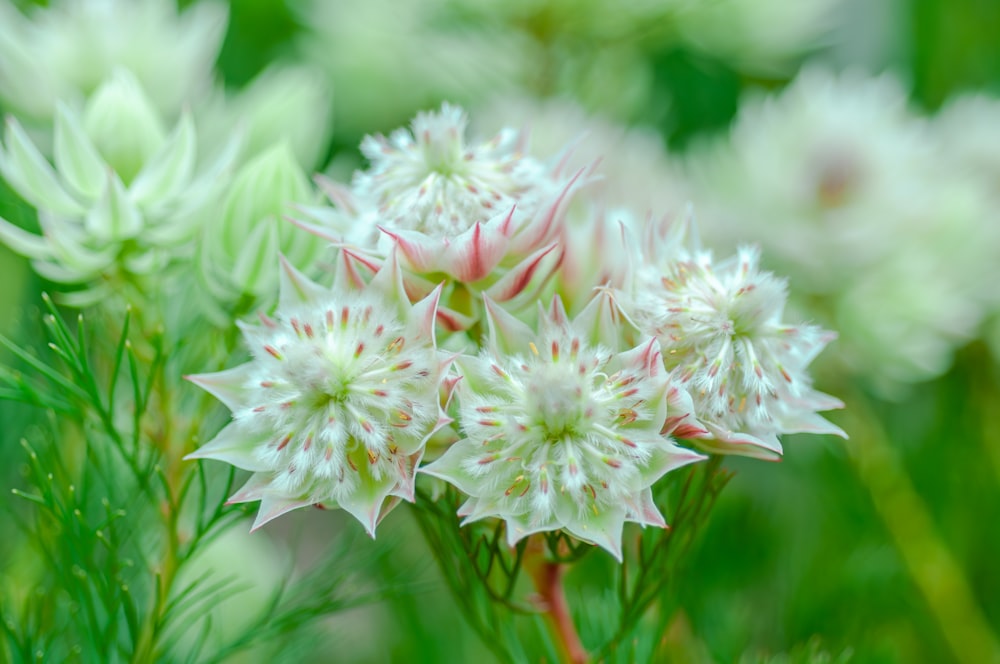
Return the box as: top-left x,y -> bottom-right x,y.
0,297 -> 393,663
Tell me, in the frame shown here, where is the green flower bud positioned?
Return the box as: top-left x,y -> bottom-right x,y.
83,69 -> 167,184
201,143 -> 322,307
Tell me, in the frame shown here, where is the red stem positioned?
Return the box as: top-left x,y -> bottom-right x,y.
531,557 -> 588,664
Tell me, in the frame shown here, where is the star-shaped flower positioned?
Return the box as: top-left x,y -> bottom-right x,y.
423,295 -> 705,559
187,254 -> 453,534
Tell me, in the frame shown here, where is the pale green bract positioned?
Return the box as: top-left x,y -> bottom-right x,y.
0,69 -> 237,306
198,142 -> 325,315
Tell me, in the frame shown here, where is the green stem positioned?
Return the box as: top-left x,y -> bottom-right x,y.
842,391 -> 1000,663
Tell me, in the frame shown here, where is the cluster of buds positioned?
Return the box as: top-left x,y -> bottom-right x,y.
0,70 -> 236,306
187,104 -> 845,558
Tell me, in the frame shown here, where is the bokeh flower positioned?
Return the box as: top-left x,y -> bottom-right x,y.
0,0 -> 225,127
685,68 -> 994,389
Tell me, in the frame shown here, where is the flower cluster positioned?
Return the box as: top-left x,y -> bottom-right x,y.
0,59 -> 843,554
180,105 -> 844,556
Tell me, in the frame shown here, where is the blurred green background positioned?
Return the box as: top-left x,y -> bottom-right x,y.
2,0 -> 999,662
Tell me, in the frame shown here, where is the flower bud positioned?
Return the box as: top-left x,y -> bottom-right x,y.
200,143 -> 322,306
83,69 -> 167,184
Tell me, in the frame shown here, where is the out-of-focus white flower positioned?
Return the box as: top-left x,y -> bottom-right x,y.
933,93 -> 1000,359
674,0 -> 842,73
619,226 -> 845,459
0,70 -> 236,305
187,256 -> 453,535
934,93 -> 1000,205
196,64 -> 333,170
198,143 -> 324,314
474,96 -> 690,215
294,0 -> 530,138
423,295 -> 705,559
301,103 -> 588,330
686,68 -> 994,389
0,0 -> 226,126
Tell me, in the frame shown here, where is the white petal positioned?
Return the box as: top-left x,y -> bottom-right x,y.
184,420 -> 271,471
185,363 -> 258,412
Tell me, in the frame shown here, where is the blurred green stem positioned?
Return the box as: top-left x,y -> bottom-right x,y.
843,392 -> 1000,664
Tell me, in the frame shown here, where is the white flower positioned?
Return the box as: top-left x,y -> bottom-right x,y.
685,67 -> 994,389
0,70 -> 237,305
187,255 -> 452,535
0,0 -> 225,126
623,235 -> 845,459
354,103 -> 546,237
300,103 -> 588,329
423,295 -> 705,559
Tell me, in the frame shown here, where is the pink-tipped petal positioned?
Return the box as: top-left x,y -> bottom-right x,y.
486,242 -> 562,303
443,220 -> 511,282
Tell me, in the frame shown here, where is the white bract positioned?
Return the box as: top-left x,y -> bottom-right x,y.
423,296 -> 705,559
187,256 -> 452,535
354,102 -> 547,237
